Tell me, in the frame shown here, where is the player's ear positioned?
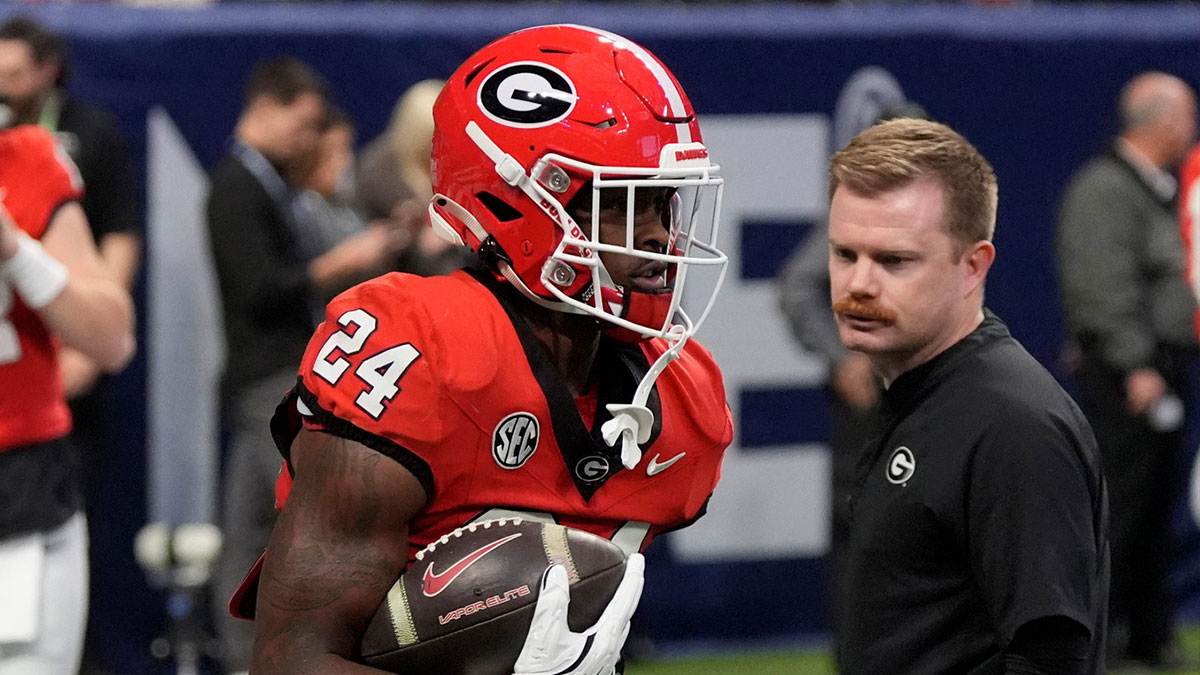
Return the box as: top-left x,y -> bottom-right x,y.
961,240 -> 994,293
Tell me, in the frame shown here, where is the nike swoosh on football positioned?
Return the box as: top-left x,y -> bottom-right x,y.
421,532 -> 523,597
646,452 -> 686,476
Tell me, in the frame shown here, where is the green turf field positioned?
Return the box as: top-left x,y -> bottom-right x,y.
627,649 -> 834,675
626,624 -> 1200,674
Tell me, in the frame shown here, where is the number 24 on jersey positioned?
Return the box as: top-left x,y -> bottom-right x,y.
312,308 -> 421,419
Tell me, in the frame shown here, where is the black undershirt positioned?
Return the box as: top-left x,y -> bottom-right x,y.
0,437 -> 82,537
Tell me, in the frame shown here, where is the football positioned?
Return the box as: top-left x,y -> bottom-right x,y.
359,518 -> 628,674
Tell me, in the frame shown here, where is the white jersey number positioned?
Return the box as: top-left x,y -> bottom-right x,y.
312,308 -> 421,420
0,282 -> 20,364
313,308 -> 378,385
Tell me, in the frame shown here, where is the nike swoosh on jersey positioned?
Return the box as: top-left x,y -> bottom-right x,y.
421,532 -> 523,597
646,452 -> 686,476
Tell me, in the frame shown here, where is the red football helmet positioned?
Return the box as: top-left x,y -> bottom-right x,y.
429,24 -> 727,343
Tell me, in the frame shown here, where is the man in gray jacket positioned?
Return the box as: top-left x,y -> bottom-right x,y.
1056,70 -> 1197,670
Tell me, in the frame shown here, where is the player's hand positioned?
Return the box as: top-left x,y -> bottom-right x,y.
513,553 -> 645,675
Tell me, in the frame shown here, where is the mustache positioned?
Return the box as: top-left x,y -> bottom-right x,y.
832,296 -> 898,324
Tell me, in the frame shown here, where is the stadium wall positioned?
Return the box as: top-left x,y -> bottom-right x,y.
7,1 -> 1200,667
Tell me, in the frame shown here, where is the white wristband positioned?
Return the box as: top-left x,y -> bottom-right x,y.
4,235 -> 68,309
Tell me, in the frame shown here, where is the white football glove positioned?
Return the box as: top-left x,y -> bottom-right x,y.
512,553 -> 645,675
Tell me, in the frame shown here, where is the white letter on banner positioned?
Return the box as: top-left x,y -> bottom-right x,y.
674,115 -> 832,561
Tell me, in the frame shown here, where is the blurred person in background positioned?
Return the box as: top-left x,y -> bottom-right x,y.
0,109 -> 135,674
1057,71 -> 1197,672
293,103 -> 398,293
778,221 -> 877,647
0,17 -> 141,675
205,56 -> 397,675
834,118 -> 1108,675
357,78 -> 473,277
1178,119 -> 1200,344
776,99 -> 925,647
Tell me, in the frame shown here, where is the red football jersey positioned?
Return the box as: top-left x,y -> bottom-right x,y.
0,125 -> 83,451
285,269 -> 730,556
1180,143 -> 1200,340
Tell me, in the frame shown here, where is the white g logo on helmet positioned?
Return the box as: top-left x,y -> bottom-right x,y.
478,62 -> 577,128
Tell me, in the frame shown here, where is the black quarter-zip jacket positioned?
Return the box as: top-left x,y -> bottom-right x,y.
838,310 -> 1109,675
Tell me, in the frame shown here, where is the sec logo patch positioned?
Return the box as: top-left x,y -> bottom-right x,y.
493,412 -> 540,469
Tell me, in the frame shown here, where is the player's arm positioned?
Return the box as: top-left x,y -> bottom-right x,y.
59,230 -> 142,397
97,230 -> 142,291
251,427 -> 427,674
0,200 -> 134,372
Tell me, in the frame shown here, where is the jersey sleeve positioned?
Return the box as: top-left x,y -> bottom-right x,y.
660,338 -> 734,529
7,126 -> 84,239
965,408 -> 1104,646
282,275 -> 451,499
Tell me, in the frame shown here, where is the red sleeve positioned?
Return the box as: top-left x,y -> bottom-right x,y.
683,340 -> 733,511
281,274 -> 451,498
650,338 -> 733,521
2,126 -> 83,239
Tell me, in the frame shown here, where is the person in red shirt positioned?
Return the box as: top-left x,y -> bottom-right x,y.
237,25 -> 732,675
1180,141 -> 1200,340
0,109 -> 135,672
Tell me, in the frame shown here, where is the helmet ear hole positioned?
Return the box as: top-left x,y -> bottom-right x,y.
463,57 -> 494,87
475,191 -> 523,222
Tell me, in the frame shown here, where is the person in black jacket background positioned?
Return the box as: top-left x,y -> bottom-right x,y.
205,56 -> 398,675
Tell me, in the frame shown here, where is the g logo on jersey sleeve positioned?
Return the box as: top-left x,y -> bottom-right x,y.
478,62 -> 577,128
493,412 -> 540,469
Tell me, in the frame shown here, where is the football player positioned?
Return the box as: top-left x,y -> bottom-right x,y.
239,24 -> 732,674
0,96 -> 135,672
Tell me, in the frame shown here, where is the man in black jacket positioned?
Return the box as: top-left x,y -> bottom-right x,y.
831,119 -> 1108,675
205,56 -> 396,674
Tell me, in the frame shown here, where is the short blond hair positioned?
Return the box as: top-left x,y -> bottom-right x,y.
388,79 -> 445,174
828,118 -> 998,256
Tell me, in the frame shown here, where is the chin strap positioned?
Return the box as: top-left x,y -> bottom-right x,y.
600,325 -> 688,469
